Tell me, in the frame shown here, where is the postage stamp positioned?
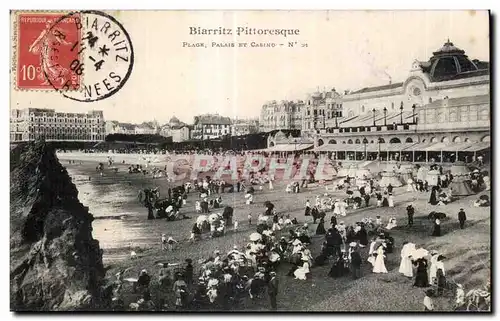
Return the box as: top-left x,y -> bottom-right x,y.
13,10 -> 134,102
15,12 -> 82,91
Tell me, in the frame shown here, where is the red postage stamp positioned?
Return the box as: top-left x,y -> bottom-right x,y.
15,13 -> 81,90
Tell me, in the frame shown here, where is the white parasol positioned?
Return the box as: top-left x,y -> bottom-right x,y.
410,248 -> 429,260
196,215 -> 208,224
124,278 -> 138,283
166,205 -> 174,213
249,232 -> 262,241
208,213 -> 220,224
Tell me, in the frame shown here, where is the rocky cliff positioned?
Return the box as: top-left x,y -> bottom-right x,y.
10,141 -> 106,311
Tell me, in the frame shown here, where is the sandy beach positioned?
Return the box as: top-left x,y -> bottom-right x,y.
60,153 -> 491,311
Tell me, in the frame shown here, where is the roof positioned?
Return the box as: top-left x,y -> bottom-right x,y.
349,82 -> 404,95
314,141 -> 490,153
118,123 -> 136,130
425,94 -> 489,108
194,114 -> 231,125
266,143 -> 313,152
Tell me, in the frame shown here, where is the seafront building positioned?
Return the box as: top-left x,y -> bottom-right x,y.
10,108 -> 106,142
259,100 -> 303,132
268,40 -> 490,163
191,113 -> 232,140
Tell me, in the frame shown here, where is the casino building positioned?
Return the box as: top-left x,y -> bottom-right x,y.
10,108 -> 106,142
311,40 -> 490,163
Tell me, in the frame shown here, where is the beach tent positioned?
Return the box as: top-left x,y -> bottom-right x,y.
397,164 -> 417,184
426,169 -> 441,186
416,167 -> 429,182
378,171 -> 404,187
449,164 -> 475,196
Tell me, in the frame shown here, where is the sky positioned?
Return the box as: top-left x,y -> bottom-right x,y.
11,10 -> 490,124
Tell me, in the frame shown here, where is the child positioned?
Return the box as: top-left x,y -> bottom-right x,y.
233,220 -> 239,231
423,290 -> 434,311
248,213 -> 252,225
167,236 -> 178,251
161,234 -> 167,250
375,215 -> 382,226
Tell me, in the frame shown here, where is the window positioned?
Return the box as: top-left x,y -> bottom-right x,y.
456,56 -> 477,73
355,139 -> 361,144
433,57 -> 458,79
347,139 -> 353,144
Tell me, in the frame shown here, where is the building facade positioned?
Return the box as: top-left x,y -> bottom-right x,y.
231,118 -> 260,136
259,100 -> 303,132
191,114 -> 231,140
302,88 -> 343,133
314,40 -> 490,161
134,121 -> 158,135
10,108 -> 106,142
105,121 -> 136,135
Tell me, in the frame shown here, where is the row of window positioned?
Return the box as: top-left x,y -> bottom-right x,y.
29,117 -> 101,123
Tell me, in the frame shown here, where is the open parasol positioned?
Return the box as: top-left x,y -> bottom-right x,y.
410,248 -> 429,260
249,232 -> 262,242
208,213 -> 220,224
196,215 -> 208,224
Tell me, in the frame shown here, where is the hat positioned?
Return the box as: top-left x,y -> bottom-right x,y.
349,242 -> 357,247
269,271 -> 277,276
141,269 -> 147,274
457,283 -> 463,288
185,258 -> 192,264
214,250 -> 220,255
233,245 -> 238,249
303,223 -> 308,227
430,250 -> 438,255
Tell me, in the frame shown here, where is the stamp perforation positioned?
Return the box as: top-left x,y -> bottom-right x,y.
12,10 -> 84,93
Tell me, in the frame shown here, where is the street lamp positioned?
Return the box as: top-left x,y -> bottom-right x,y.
412,104 -> 416,123
383,107 -> 388,126
372,108 -> 376,126
400,102 -> 404,124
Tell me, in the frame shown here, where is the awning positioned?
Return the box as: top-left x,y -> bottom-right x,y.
423,142 -> 449,152
441,142 -> 475,152
385,142 -> 418,152
267,143 -> 313,152
461,142 -> 490,152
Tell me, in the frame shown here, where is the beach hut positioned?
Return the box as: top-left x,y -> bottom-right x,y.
397,164 -> 417,184
354,168 -> 372,187
426,169 -> 441,186
378,171 -> 404,187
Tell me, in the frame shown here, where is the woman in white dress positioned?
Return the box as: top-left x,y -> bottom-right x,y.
294,257 -> 310,280
429,252 -> 442,285
386,217 -> 397,230
367,238 -> 377,266
372,243 -> 388,274
339,200 -> 347,216
333,200 -> 341,216
398,242 -> 416,277
388,193 -> 395,208
407,178 -> 415,192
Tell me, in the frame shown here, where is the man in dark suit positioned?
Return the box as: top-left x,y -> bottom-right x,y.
406,204 -> 415,227
458,208 -> 467,229
268,271 -> 279,311
349,244 -> 362,280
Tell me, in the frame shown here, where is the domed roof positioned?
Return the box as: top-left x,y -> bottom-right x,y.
432,39 -> 465,57
169,116 -> 180,124
274,130 -> 286,140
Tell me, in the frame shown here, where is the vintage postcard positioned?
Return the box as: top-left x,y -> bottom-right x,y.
9,10 -> 491,312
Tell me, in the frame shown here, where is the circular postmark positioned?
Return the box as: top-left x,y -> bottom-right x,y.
42,10 -> 134,102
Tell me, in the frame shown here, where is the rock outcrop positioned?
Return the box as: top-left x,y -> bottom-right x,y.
10,141 -> 105,311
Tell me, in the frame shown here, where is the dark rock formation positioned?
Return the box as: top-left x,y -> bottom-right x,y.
10,141 -> 106,311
